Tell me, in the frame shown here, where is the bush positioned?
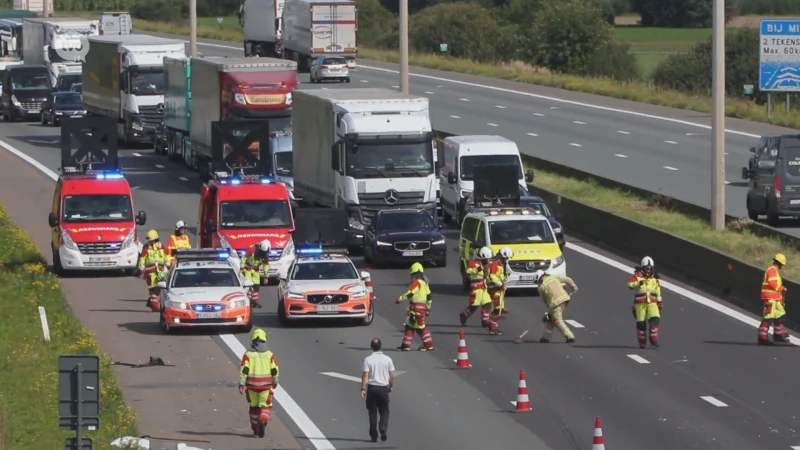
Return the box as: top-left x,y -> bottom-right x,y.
131,0 -> 186,22
357,0 -> 398,49
633,0 -> 712,27
409,3 -> 501,62
583,40 -> 641,81
735,0 -> 800,15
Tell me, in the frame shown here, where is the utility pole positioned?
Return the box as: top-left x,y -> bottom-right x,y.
189,0 -> 198,57
711,0 -> 725,230
399,0 -> 409,93
42,0 -> 50,17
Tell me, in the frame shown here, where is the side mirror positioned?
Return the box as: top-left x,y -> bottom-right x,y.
242,279 -> 254,288
136,210 -> 147,226
205,219 -> 217,233
330,142 -> 341,172
447,171 -> 456,185
360,270 -> 371,280
48,212 -> 59,227
741,167 -> 753,179
291,200 -> 299,209
279,277 -> 286,283
749,147 -> 756,153
525,169 -> 534,183
434,160 -> 441,177
156,281 -> 167,289
438,224 -> 442,230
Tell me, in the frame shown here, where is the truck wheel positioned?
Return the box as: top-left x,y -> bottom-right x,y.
746,198 -> 758,220
767,206 -> 779,227
52,249 -> 65,276
345,77 -> 351,83
277,300 -> 289,326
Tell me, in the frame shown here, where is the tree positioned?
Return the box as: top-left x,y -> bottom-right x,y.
357,0 -> 398,49
410,3 -> 501,62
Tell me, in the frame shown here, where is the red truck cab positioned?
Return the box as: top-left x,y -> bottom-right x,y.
48,169 -> 147,275
199,173 -> 295,281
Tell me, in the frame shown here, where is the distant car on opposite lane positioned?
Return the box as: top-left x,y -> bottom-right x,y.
364,208 -> 447,268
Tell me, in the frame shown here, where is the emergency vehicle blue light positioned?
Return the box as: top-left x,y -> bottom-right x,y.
237,249 -> 247,257
96,173 -> 124,180
218,252 -> 230,259
297,247 -> 323,255
231,179 -> 241,185
268,249 -> 280,257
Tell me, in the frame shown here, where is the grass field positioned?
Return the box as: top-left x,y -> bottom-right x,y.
0,205 -> 137,448
613,27 -> 712,77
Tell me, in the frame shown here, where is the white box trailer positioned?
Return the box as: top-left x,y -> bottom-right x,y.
14,0 -> 52,16
242,0 -> 285,57
22,18 -> 99,88
281,0 -> 356,72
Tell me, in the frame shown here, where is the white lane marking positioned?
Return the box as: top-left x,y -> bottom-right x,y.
725,181 -> 731,185
425,91 -> 434,94
194,40 -> 764,139
565,319 -> 584,328
627,354 -> 650,364
617,130 -> 630,135
450,115 -> 461,119
320,372 -> 361,383
219,335 -> 336,449
360,79 -> 368,83
665,140 -> 678,144
132,152 -> 143,157
527,133 -> 539,137
700,396 -> 728,407
29,139 -> 58,144
550,106 -> 558,109
459,98 -> 470,102
487,123 -> 499,127
391,85 -> 399,88
569,143 -> 582,147
179,176 -> 189,181
155,164 -> 165,169
615,154 -> 628,158
686,133 -> 700,136
574,121 -> 586,125
533,113 -> 545,117
495,105 -> 506,109
663,166 -> 678,171
790,446 -> 800,449
510,401 -> 517,406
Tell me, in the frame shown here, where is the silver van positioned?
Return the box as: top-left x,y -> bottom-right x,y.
99,12 -> 132,35
742,134 -> 800,226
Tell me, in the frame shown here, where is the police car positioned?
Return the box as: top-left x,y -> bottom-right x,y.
277,244 -> 374,326
458,206 -> 566,290
157,249 -> 254,334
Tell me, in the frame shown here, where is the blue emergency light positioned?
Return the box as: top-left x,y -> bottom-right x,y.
295,242 -> 348,256
173,248 -> 231,262
268,249 -> 281,257
215,172 -> 273,185
63,168 -> 126,180
297,246 -> 323,255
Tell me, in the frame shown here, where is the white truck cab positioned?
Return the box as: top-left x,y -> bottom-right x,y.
440,135 -> 534,226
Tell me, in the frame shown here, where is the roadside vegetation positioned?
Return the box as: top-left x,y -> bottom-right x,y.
0,205 -> 137,448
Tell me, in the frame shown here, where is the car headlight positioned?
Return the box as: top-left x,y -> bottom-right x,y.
231,299 -> 248,309
234,93 -> 247,105
432,238 -> 445,245
61,230 -> 78,250
287,292 -> 304,300
282,240 -> 294,257
11,95 -> 20,106
376,241 -> 392,247
285,92 -> 292,106
56,111 -> 63,115
552,227 -> 562,234
552,256 -> 565,268
120,229 -> 135,249
351,289 -> 367,298
165,299 -> 187,309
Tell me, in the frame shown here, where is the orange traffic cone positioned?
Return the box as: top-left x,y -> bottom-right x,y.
513,370 -> 532,412
455,329 -> 472,368
592,417 -> 605,449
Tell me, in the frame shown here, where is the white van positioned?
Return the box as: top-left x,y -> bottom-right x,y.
99,12 -> 132,35
439,135 -> 534,225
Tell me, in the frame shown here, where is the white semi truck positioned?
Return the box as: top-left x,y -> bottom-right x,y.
241,0 -> 285,57
22,18 -> 98,89
83,35 -> 185,146
281,0 -> 356,71
292,88 -> 438,249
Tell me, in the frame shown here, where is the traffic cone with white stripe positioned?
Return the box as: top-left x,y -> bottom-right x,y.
592,416 -> 605,449
364,268 -> 375,301
455,329 -> 472,368
513,370 -> 532,412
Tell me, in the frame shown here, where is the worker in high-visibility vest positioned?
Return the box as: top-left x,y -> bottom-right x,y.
488,246 -> 514,319
627,256 -> 662,348
138,229 -> 169,311
167,220 -> 192,263
396,263 -> 434,351
239,328 -> 280,438
459,247 -> 502,335
759,253 -> 791,345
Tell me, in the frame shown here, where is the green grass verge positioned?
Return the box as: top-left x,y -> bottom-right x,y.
0,205 -> 137,448
126,16 -> 800,129
613,26 -> 712,77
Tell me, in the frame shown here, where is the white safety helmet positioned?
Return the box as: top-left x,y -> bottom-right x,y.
478,246 -> 493,260
175,220 -> 187,230
533,270 -> 546,283
258,239 -> 271,252
640,256 -> 654,268
499,246 -> 514,259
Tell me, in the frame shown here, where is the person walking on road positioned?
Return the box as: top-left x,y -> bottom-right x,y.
459,246 -> 502,335
628,256 -> 663,349
759,253 -> 791,345
361,338 -> 395,443
533,270 -> 578,343
241,239 -> 270,308
396,263 -> 434,351
489,246 -> 514,319
239,328 -> 280,438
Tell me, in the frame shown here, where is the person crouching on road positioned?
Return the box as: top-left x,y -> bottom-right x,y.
459,247 -> 502,335
242,239 -> 270,308
533,270 -> 578,343
138,229 -> 169,312
759,253 -> 791,345
489,246 -> 514,319
167,220 -> 192,263
628,256 -> 663,348
239,328 -> 279,438
396,263 -> 434,351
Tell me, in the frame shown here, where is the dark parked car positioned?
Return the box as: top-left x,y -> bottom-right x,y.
364,208 -> 447,268
40,91 -> 85,126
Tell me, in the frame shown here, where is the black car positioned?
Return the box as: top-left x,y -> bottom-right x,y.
154,121 -> 168,155
40,91 -> 85,126
519,195 -> 565,248
364,209 -> 447,268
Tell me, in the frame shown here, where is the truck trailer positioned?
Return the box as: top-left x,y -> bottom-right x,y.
241,0 -> 285,58
14,0 -> 51,16
22,18 -> 98,88
162,56 -> 297,178
281,0 -> 356,71
83,35 -> 185,146
291,88 -> 438,249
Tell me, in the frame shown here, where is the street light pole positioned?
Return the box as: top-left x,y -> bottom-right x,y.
190,0 -> 198,57
711,0 -> 726,230
399,0 -> 409,93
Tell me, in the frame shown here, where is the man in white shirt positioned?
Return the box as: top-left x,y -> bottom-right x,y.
360,338 -> 395,443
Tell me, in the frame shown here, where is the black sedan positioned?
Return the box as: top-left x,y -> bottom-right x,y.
364,208 -> 447,268
519,195 -> 566,248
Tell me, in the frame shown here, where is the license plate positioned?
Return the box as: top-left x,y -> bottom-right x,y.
316,305 -> 339,312
329,68 -> 340,72
72,114 -> 83,118
402,251 -> 424,257
791,200 -> 800,205
89,256 -> 112,262
197,312 -> 222,319
519,275 -> 536,281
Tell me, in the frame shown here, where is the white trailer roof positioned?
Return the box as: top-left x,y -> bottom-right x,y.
295,88 -> 428,113
87,35 -> 182,45
296,0 -> 355,4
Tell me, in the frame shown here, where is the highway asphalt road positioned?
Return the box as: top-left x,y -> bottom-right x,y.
2,63 -> 800,448
155,33 -> 800,239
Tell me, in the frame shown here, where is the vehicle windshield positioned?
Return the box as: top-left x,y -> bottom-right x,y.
460,155 -> 522,181
62,194 -> 133,223
220,199 -> 293,229
11,69 -> 50,90
520,201 -> 552,217
130,68 -> 165,95
171,268 -> 240,288
345,141 -> 434,178
782,138 -> 800,177
378,211 -> 436,231
321,57 -> 346,66
290,262 -> 358,280
488,220 -> 555,245
71,83 -> 82,93
274,152 -> 292,176
55,74 -> 81,92
54,93 -> 81,104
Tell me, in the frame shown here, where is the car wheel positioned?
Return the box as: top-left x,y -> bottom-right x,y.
159,311 -> 172,334
345,77 -> 351,83
360,302 -> 374,326
277,300 -> 289,326
746,198 -> 758,220
52,248 -> 65,276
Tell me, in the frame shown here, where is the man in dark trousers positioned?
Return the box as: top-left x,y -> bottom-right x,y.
360,338 -> 396,442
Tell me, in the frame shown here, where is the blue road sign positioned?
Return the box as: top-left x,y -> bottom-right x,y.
760,19 -> 800,92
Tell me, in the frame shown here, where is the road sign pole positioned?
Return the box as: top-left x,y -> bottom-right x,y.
711,0 -> 725,231
75,364 -> 83,447
399,0 -> 409,94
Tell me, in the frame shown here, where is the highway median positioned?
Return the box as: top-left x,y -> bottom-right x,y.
0,205 -> 137,448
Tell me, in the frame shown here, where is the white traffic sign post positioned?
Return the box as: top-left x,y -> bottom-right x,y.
759,19 -> 800,115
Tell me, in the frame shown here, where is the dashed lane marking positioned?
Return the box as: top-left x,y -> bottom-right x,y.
686,132 -> 700,136
360,79 -> 368,83
527,133 -> 539,137
425,91 -> 434,94
495,105 -> 506,109
320,372 -> 361,383
450,115 -> 461,119
155,164 -> 164,169
459,98 -> 470,102
549,106 -> 559,109
574,121 -> 586,124
568,143 -> 582,147
725,181 -> 730,185
614,154 -> 628,158
616,130 -> 630,134
132,152 -> 143,157
179,176 -> 189,181
533,113 -> 545,116
665,140 -> 678,144
487,123 -> 499,127
391,85 -> 399,88
627,355 -> 650,364
565,319 -> 584,328
700,396 -> 728,407
663,166 -> 678,171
